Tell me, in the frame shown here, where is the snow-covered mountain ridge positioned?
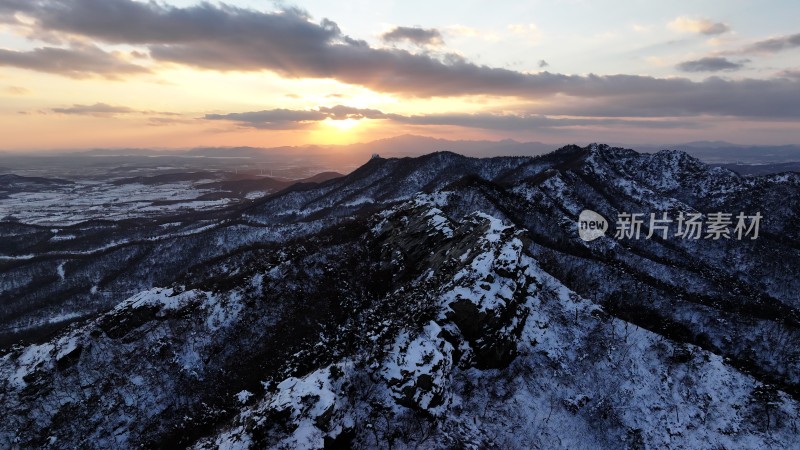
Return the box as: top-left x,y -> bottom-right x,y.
1,144 -> 799,448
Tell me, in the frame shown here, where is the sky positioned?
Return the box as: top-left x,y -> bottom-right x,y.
0,0 -> 798,151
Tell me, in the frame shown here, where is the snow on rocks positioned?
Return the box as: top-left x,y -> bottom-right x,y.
442,212 -> 526,313
381,321 -> 454,415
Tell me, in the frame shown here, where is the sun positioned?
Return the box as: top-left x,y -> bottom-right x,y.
325,118 -> 361,131
311,117 -> 370,145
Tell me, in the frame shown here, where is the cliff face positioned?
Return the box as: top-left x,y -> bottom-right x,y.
2,145 -> 799,449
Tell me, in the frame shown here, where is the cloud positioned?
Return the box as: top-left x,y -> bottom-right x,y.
204,105 -> 699,131
204,109 -> 328,129
0,44 -> 148,78
669,17 -> 730,36
204,105 -> 393,129
381,26 -> 443,46
0,0 -> 33,16
538,60 -> 549,68
317,105 -> 388,120
3,86 -> 30,95
147,117 -> 197,126
50,102 -> 182,118
3,1 -> 543,94
676,57 -> 746,72
738,33 -> 800,54
776,68 -> 800,79
8,1 -> 318,44
543,77 -> 800,119
2,1 -> 799,120
389,113 -> 697,130
51,103 -> 136,116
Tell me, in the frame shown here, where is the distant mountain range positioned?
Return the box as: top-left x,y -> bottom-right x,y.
1,144 -> 799,448
6,135 -> 800,170
634,141 -> 800,164
102,135 -> 800,164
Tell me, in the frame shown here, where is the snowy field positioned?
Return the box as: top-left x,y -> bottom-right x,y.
0,179 -> 238,225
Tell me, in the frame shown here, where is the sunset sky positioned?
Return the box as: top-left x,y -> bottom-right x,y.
1,0 -> 799,151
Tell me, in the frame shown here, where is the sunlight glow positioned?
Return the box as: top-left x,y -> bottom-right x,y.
325,118 -> 361,131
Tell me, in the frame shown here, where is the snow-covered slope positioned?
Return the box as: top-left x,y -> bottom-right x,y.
1,145 -> 799,448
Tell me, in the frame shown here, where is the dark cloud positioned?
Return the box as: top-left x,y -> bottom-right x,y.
204,105 -> 699,131
700,22 -> 730,36
2,1 -> 799,120
0,1 -> 564,95
0,0 -> 32,16
740,33 -> 800,54
381,26 -> 443,46
538,60 -> 549,68
204,109 -> 328,130
676,57 -> 745,72
10,0 -> 319,44
544,76 -> 800,118
0,44 -> 148,78
776,69 -> 800,79
204,106 -> 391,129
